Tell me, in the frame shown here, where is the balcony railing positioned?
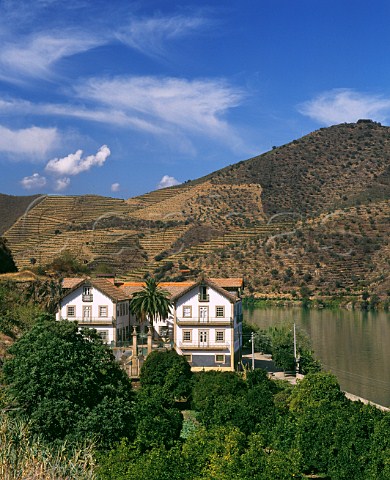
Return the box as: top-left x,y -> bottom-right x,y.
177,317 -> 233,326
179,341 -> 231,351
82,294 -> 93,302
198,293 -> 209,302
61,316 -> 115,325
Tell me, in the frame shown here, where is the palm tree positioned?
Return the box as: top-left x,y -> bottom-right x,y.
129,277 -> 172,326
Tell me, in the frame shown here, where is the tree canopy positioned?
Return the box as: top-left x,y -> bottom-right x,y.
129,277 -> 172,324
140,349 -> 193,402
0,237 -> 17,273
3,316 -> 134,446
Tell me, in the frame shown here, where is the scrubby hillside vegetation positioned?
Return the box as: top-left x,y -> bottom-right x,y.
2,121 -> 389,300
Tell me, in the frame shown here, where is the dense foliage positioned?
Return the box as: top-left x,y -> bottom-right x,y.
0,237 -> 17,273
253,322 -> 322,374
140,349 -> 193,402
3,316 -> 134,447
0,282 -> 44,338
98,370 -> 390,480
1,306 -> 389,479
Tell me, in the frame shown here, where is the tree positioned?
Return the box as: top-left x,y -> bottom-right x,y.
129,277 -> 172,325
0,238 -> 17,273
140,350 -> 193,402
133,386 -> 183,451
3,316 -> 134,446
46,250 -> 89,274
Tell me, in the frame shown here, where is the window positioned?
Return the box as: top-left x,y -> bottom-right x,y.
215,354 -> 225,363
67,305 -> 76,317
183,330 -> 192,342
82,286 -> 93,301
183,305 -> 192,318
215,306 -> 225,318
183,354 -> 192,363
83,286 -> 92,295
99,330 -> 109,343
99,305 -> 108,317
198,285 -> 209,302
215,330 -> 225,342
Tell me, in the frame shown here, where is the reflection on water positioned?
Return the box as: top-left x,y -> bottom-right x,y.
245,307 -> 390,407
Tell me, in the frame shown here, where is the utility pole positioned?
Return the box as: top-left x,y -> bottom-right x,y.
293,323 -> 297,364
251,331 -> 255,370
293,323 -> 299,375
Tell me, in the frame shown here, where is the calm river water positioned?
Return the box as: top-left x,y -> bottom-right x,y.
244,307 -> 390,407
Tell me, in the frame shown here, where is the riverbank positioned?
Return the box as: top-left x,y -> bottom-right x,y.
243,352 -> 390,412
243,294 -> 389,310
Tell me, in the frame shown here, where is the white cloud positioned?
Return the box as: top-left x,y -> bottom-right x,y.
0,32 -> 102,81
298,89 -> 390,125
0,125 -> 58,158
76,76 -> 244,142
45,145 -> 111,176
117,14 -> 208,57
54,177 -> 70,191
157,175 -> 180,189
111,182 -> 120,192
20,173 -> 47,190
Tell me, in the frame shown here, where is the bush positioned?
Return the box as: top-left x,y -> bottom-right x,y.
3,317 -> 134,446
140,350 -> 193,402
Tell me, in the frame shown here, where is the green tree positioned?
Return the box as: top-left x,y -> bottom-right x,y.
266,323 -> 321,374
129,277 -> 172,325
140,349 -> 193,402
46,250 -> 89,274
287,372 -> 348,474
133,386 -> 183,451
3,317 -> 134,446
0,238 -> 17,273
192,371 -> 246,425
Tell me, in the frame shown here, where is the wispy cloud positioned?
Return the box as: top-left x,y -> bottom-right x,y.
116,14 -> 209,58
0,125 -> 59,158
298,89 -> 390,125
0,32 -> 102,82
111,182 -> 120,192
76,75 -> 244,143
20,173 -> 47,190
0,74 -> 246,155
45,145 -> 111,176
157,175 -> 180,189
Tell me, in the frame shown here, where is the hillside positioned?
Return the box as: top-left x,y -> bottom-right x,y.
208,119 -> 390,215
2,121 -> 389,298
0,193 -> 43,235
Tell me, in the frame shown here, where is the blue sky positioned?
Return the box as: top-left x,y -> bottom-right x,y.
1,0 -> 390,198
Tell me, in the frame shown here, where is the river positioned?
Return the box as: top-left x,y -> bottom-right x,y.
244,307 -> 390,407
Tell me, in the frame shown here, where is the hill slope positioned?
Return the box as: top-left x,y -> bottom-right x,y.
2,121 -> 389,297
0,193 -> 43,235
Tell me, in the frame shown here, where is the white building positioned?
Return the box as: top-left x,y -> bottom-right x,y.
171,278 -> 243,371
57,277 -> 131,345
58,276 -> 243,372
120,277 -> 243,371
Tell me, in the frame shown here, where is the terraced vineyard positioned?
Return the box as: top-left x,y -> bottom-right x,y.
2,121 -> 389,296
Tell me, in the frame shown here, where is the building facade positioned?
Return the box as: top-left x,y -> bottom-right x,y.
58,276 -> 243,372
171,279 -> 243,371
57,278 -> 131,345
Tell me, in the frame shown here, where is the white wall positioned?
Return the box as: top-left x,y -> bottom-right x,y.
56,285 -> 130,344
175,285 -> 233,348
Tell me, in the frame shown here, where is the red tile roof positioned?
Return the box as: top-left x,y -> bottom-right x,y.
62,277 -> 84,289
62,277 -> 129,302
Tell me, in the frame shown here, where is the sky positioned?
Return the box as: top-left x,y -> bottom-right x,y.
1,0 -> 390,198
